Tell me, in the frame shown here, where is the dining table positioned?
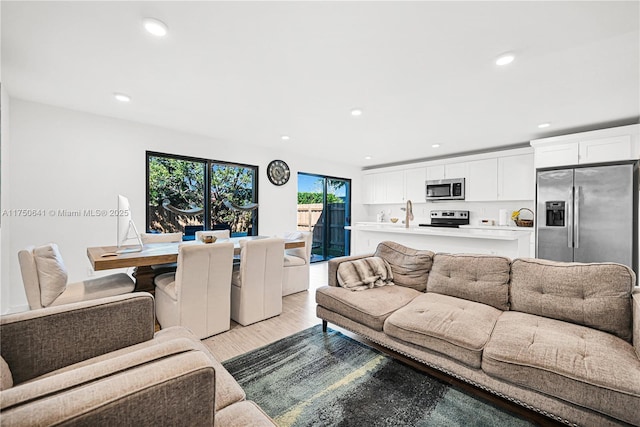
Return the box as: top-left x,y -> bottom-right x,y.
86,236 -> 305,292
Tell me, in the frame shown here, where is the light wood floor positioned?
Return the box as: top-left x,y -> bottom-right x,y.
202,262 -> 327,361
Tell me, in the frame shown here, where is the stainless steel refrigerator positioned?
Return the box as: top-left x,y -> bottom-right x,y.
536,162 -> 638,272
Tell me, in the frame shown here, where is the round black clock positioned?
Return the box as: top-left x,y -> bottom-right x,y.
267,160 -> 290,186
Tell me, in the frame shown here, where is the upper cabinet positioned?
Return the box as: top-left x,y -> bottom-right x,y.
404,167 -> 427,202
466,159 -> 498,201
497,153 -> 534,201
362,148 -> 534,204
362,169 -> 423,204
531,124 -> 639,169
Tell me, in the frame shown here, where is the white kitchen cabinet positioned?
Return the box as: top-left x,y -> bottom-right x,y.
362,170 -> 404,204
579,135 -> 635,164
404,167 -> 427,202
531,124 -> 639,169
466,158 -> 498,201
426,165 -> 445,181
383,171 -> 405,204
444,162 -> 468,179
533,143 -> 578,169
498,153 -> 535,201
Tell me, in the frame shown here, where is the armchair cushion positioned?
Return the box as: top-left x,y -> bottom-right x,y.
53,273 -> 135,306
283,254 -> 306,267
154,272 -> 178,301
33,244 -> 68,306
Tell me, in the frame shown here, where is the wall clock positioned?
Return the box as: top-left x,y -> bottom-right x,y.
267,160 -> 290,186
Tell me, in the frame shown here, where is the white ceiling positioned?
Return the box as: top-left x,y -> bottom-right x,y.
2,1 -> 639,168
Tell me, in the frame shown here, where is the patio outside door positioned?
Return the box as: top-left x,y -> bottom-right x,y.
297,173 -> 351,262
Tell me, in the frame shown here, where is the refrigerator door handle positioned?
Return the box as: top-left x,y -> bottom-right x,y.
574,186 -> 580,248
567,188 -> 573,248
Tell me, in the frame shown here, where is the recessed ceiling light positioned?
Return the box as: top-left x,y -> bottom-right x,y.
495,53 -> 515,66
538,122 -> 551,129
143,17 -> 168,37
364,156 -> 372,160
431,144 -> 441,148
351,109 -> 363,117
113,93 -> 131,103
281,135 -> 290,141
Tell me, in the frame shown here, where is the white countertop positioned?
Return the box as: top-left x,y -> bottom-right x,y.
348,222 -> 532,241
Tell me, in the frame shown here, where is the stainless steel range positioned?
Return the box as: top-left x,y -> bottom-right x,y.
419,210 -> 469,228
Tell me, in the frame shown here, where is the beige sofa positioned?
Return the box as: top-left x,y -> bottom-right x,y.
316,241 -> 640,427
0,293 -> 275,426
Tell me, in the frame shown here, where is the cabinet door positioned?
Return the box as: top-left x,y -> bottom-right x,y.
534,142 -> 578,169
361,174 -> 376,204
426,165 -> 445,181
498,154 -> 534,201
444,162 -> 468,179
382,171 -> 404,203
579,135 -> 633,164
404,167 -> 426,202
466,159 -> 497,201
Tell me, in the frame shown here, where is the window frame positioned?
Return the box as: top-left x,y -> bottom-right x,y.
145,151 -> 259,236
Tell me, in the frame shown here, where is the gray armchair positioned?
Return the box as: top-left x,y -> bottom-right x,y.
0,293 -> 275,426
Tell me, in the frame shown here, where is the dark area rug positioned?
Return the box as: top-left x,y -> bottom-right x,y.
223,324 -> 534,427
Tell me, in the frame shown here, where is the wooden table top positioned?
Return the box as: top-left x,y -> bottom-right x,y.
87,237 -> 305,271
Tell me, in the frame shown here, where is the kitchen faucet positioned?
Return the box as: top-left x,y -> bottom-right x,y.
401,200 -> 414,228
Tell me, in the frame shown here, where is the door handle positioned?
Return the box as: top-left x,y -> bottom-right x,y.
567,188 -> 573,248
574,186 -> 580,249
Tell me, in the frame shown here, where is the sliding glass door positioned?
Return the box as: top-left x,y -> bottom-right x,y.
297,173 -> 351,262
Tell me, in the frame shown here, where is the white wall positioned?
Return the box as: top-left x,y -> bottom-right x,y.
1,85 -> 11,313
2,99 -> 364,313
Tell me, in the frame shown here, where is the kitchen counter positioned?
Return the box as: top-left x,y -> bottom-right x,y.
348,222 -> 534,258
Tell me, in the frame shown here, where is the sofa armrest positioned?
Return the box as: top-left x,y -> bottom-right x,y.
633,288 -> 640,359
328,253 -> 374,287
0,342 -> 215,426
0,293 -> 155,384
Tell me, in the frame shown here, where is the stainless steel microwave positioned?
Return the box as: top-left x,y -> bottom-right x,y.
425,178 -> 465,201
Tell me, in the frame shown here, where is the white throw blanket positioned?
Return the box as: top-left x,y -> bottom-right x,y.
337,257 -> 394,291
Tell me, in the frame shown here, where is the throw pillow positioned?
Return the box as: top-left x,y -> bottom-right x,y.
337,256 -> 394,291
374,241 -> 434,291
33,243 -> 68,307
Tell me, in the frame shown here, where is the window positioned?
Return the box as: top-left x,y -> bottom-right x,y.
297,172 -> 351,261
146,152 -> 258,237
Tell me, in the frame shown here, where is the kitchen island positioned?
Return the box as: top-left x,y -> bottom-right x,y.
347,222 -> 534,258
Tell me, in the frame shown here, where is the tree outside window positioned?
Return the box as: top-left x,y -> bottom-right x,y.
147,152 -> 258,236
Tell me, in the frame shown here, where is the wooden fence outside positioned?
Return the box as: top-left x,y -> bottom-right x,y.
297,203 -> 347,258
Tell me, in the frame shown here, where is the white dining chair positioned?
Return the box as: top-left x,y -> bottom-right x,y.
280,231 -> 313,296
154,242 -> 235,339
231,238 -> 285,326
18,243 -> 134,310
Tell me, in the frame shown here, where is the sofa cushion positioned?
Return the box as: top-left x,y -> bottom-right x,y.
384,293 -> 502,368
510,258 -> 636,341
374,241 -> 434,291
483,311 -> 640,425
337,257 -> 393,291
427,253 -> 511,311
315,285 -> 421,331
33,244 -> 68,307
